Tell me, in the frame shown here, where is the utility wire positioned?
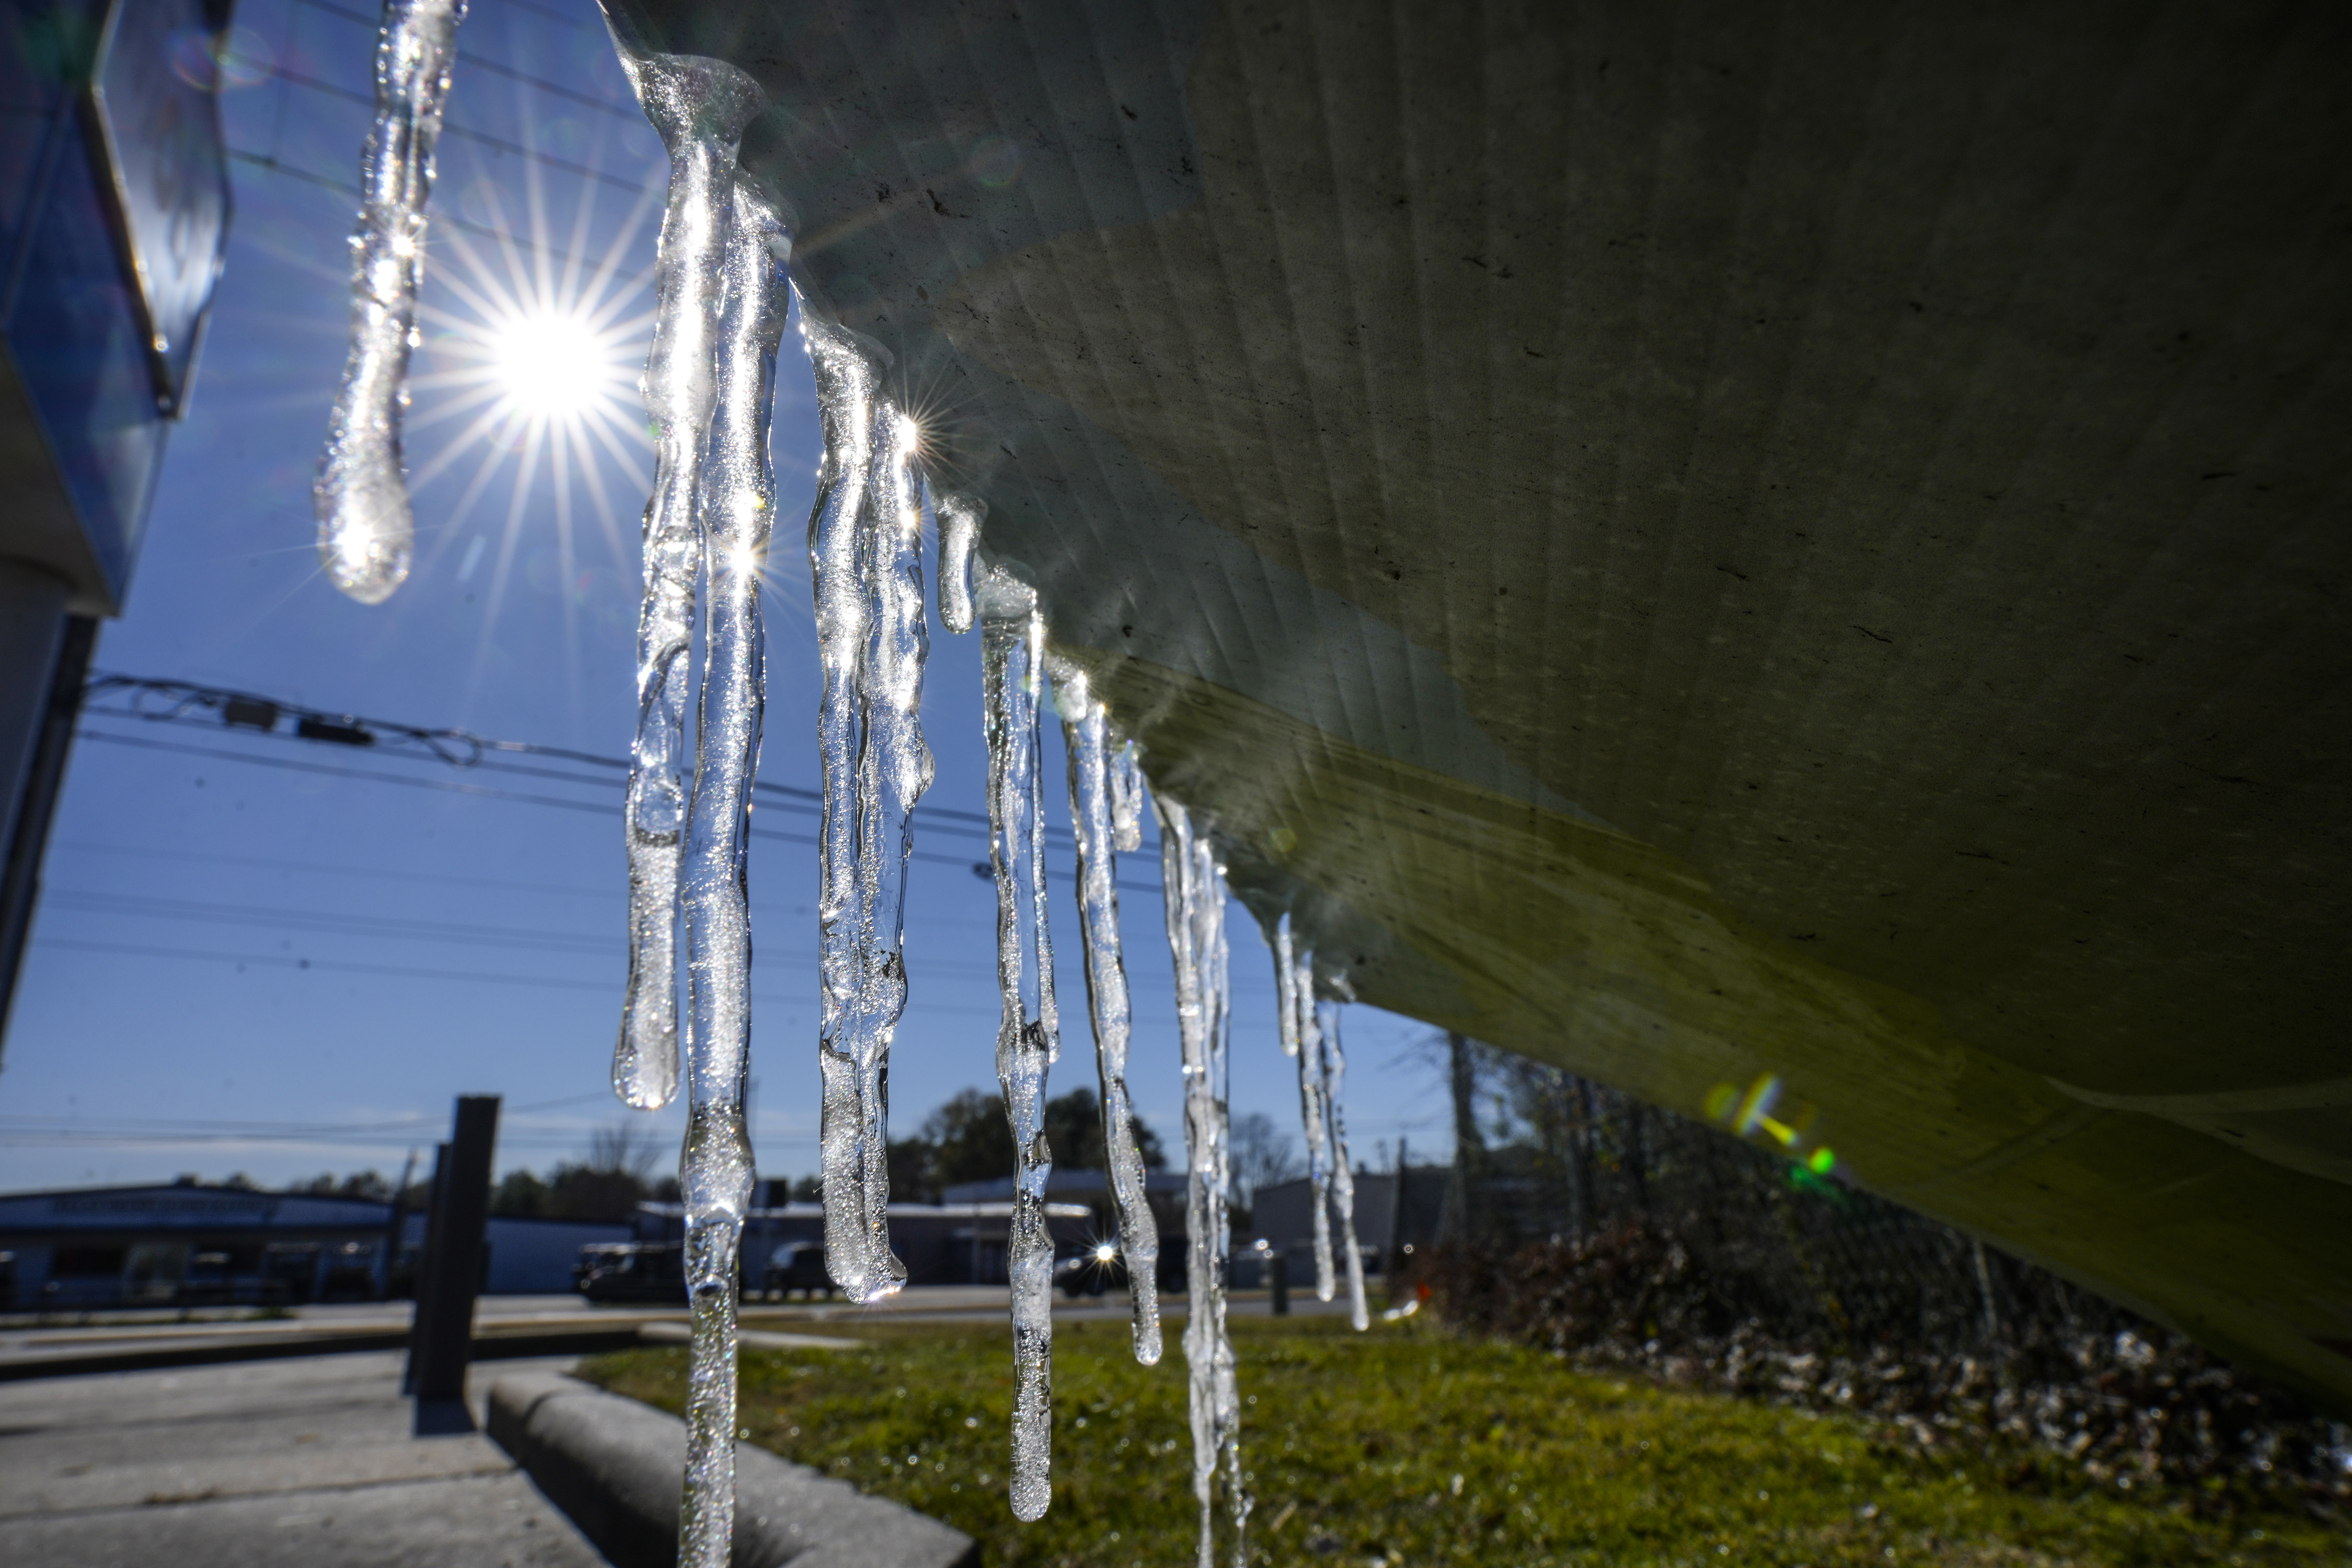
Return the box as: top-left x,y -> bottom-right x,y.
90,676 -> 926,824
78,673 -> 1159,891
27,937 -> 1005,1018
43,890 -> 618,958
251,60 -> 655,193
291,0 -> 643,120
490,0 -> 602,32
51,844 -> 1010,935
60,841 -> 628,902
36,887 -> 1012,982
71,727 -> 1014,883
0,1093 -> 616,1142
225,147 -> 652,283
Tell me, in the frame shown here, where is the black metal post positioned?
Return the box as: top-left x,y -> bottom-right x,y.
408,1097 -> 500,1423
1268,1249 -> 1289,1316
401,1143 -> 451,1394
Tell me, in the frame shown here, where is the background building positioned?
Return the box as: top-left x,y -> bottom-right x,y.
0,1180 -> 626,1306
1248,1167 -> 1449,1284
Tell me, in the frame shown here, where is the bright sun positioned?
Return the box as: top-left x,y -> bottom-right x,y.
489,309 -> 610,420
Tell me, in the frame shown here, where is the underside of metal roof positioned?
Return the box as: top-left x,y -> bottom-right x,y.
600,0 -> 2352,1408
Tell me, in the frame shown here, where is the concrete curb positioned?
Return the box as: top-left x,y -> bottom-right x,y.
488,1369 -> 978,1568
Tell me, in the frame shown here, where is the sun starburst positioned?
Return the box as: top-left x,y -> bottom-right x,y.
387,97 -> 665,712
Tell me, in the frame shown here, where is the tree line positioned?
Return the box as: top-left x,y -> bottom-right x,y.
214,1084 -> 1318,1227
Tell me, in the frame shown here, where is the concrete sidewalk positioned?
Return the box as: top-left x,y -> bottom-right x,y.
0,1350 -> 605,1566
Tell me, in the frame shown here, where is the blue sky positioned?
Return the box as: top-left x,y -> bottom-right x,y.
0,0 -> 1459,1194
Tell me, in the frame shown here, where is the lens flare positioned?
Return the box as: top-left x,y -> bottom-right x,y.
489,308 -> 615,419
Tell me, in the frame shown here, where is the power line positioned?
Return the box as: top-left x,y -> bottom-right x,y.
43,890 -> 617,959
58,841 -> 626,902
83,673 -> 1039,842
290,0 -> 643,121
490,0 -> 602,33
35,887 -> 1012,983
249,59 -> 656,194
224,147 -> 652,283
460,50 -> 643,121
76,674 -> 1163,893
77,728 -> 633,820
30,936 -> 974,1014
47,845 -> 989,935
37,936 -> 617,994
0,1093 -> 616,1143
70,727 -> 1010,880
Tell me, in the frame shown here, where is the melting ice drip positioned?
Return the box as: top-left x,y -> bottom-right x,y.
1109,740 -> 1146,855
975,564 -> 1060,1520
673,180 -> 789,1568
1276,925 -> 1370,1330
605,41 -> 779,1568
806,317 -> 931,1305
1053,664 -> 1163,1366
314,0 -> 466,605
1274,914 -> 1336,1301
1159,799 -> 1248,1568
610,51 -> 767,1113
1318,999 -> 1370,1331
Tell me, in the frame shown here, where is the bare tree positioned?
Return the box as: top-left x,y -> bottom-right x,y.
1229,1111 -> 1303,1207
587,1122 -> 662,1182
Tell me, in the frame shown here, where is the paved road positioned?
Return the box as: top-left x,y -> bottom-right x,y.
0,1351 -> 604,1567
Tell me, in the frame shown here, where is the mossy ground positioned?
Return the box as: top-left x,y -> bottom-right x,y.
580,1317 -> 2344,1566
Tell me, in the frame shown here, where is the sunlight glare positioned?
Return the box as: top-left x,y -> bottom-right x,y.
491,310 -> 610,420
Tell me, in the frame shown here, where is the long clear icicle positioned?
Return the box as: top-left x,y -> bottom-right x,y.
314,0 -> 466,605
610,50 -> 765,1112
978,567 -> 1059,1520
809,316 -> 931,1303
936,494 -> 981,635
1109,739 -> 1145,854
1319,1000 -> 1370,1331
1275,916 -> 1336,1301
675,181 -> 787,1568
1054,664 -> 1161,1366
1160,799 -> 1246,1568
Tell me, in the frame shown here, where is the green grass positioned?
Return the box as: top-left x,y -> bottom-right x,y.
579,1318 -> 2344,1567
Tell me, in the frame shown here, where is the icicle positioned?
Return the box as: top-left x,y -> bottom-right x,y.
1053,663 -> 1162,1366
808,314 -> 932,1304
1159,799 -> 1247,1568
936,493 -> 981,635
313,0 -> 467,604
674,180 -> 787,1568
978,566 -> 1058,1521
609,49 -> 766,1113
1275,916 -> 1336,1301
1319,999 -> 1370,1331
1109,738 -> 1145,854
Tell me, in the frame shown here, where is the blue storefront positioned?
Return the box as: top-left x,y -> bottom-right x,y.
1,0 -> 234,1050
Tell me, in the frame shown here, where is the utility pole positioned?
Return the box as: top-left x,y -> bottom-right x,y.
1386,1136 -> 1410,1284
1444,1032 -> 1486,1244
380,1147 -> 419,1299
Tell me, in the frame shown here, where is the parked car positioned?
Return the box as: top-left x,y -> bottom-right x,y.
574,1242 -> 685,1305
760,1241 -> 833,1301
